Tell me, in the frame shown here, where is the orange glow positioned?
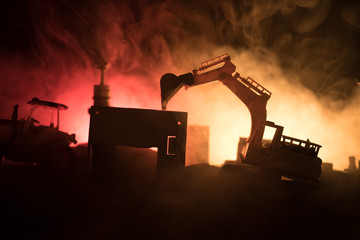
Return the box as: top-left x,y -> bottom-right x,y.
34,50 -> 358,172
168,81 -> 252,165
166,51 -> 360,170
0,1 -> 358,174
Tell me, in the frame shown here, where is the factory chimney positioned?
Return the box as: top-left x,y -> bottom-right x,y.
348,156 -> 356,171
93,59 -> 110,106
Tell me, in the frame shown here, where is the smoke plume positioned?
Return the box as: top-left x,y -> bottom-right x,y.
0,0 -> 359,170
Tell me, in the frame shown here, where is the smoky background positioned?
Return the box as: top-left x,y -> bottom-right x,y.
0,0 -> 359,170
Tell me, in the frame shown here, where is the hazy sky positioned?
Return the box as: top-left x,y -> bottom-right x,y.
1,0 -> 359,169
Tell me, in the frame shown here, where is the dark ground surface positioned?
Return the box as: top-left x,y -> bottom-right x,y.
1,147 -> 360,240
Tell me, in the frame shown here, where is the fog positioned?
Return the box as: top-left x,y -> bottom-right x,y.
0,0 -> 359,170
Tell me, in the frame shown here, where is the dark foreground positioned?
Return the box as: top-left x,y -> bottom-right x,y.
1,147 -> 360,240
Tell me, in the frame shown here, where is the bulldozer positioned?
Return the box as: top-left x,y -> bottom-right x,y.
0,98 -> 77,173
160,54 -> 322,181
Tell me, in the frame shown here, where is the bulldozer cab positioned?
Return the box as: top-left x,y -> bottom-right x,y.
24,98 -> 68,131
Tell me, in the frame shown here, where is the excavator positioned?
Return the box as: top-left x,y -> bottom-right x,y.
160,54 -> 322,181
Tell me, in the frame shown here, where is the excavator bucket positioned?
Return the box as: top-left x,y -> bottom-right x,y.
160,73 -> 181,110
160,73 -> 194,110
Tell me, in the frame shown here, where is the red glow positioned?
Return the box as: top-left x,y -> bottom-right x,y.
5,51 -> 357,172
50,53 -> 360,172
0,0 -> 358,174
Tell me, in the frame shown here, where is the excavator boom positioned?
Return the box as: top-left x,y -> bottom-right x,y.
160,53 -> 271,143
160,54 -> 235,110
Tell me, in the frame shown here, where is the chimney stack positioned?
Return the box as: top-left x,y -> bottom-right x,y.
348,156 -> 356,171
93,61 -> 110,106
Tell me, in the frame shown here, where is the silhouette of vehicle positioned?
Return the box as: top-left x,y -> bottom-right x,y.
0,98 -> 77,172
160,54 -> 322,181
